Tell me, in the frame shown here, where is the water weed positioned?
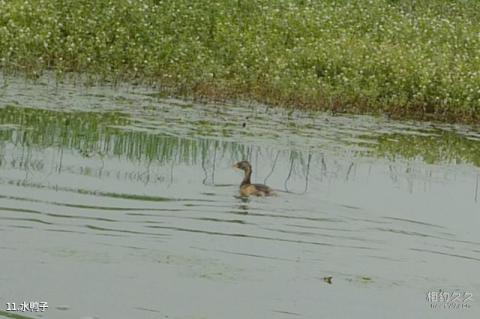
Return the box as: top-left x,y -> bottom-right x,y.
1,0 -> 480,122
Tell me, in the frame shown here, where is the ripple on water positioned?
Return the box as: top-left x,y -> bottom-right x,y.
0,76 -> 479,318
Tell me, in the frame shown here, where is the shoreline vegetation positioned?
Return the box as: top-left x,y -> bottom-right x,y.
1,0 -> 480,123
2,105 -> 480,167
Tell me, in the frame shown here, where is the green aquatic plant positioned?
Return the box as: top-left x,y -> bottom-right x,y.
0,105 -> 321,190
2,105 -> 479,169
0,310 -> 35,319
1,0 -> 480,121
0,105 -> 255,164
363,131 -> 480,167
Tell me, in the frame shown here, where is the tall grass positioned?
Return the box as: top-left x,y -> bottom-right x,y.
1,0 -> 480,121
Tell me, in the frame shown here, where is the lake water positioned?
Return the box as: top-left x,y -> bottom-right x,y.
0,75 -> 479,319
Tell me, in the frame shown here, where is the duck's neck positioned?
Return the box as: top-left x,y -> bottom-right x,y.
241,169 -> 252,185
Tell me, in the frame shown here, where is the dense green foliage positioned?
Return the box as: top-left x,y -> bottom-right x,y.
1,0 -> 480,121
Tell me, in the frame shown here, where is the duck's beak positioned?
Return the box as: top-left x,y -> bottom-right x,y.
232,163 -> 238,169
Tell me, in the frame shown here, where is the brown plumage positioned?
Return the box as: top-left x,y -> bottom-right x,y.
233,161 -> 274,197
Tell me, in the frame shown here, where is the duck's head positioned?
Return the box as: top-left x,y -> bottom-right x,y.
233,160 -> 252,172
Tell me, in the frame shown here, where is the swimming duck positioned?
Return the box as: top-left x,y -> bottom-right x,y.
233,161 -> 274,197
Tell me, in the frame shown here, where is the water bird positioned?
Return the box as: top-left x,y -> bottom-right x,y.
233,161 -> 274,197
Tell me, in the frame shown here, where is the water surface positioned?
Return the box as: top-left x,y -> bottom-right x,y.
0,76 -> 479,319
